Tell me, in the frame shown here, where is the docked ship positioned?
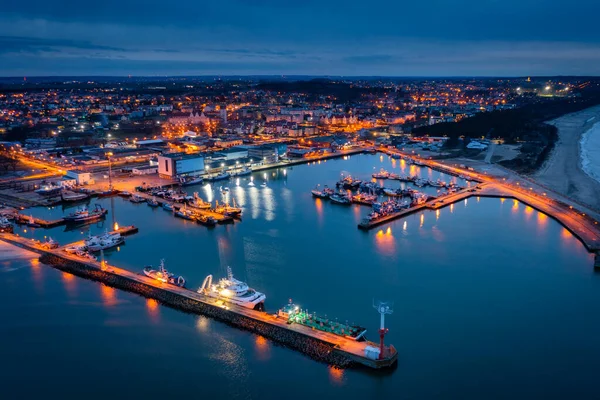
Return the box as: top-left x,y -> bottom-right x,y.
329,192 -> 351,205
311,184 -> 329,199
214,200 -> 242,217
35,183 -> 62,196
352,192 -> 378,205
85,231 -> 124,252
41,237 -> 59,249
143,259 -> 186,287
232,166 -> 252,177
336,175 -> 362,189
188,192 -> 211,210
179,175 -> 204,186
198,267 -> 266,310
64,204 -> 107,223
97,187 -> 119,197
147,197 -> 159,207
130,194 -> 146,203
277,301 -> 367,341
372,169 -> 390,179
174,206 -> 195,221
209,171 -> 231,181
0,216 -> 14,233
61,191 -> 89,203
196,214 -> 217,227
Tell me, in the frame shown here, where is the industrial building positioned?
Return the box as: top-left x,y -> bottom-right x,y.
157,153 -> 205,178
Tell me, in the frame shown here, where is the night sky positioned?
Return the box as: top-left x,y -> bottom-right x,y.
2,0 -> 599,76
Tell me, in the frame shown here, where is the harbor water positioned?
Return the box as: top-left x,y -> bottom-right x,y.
1,154 -> 598,399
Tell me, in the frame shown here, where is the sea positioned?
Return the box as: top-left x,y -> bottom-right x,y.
1,154 -> 598,400
581,120 -> 600,183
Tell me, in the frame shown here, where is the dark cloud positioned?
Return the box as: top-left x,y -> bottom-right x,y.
0,0 -> 599,75
0,36 -> 127,54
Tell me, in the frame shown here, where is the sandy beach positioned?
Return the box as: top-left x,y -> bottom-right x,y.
534,104 -> 600,210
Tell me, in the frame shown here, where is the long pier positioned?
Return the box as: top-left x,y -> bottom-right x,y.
0,233 -> 397,369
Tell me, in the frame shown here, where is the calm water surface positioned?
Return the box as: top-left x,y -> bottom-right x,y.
1,154 -> 598,400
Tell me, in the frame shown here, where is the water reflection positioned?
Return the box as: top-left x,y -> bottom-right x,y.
375,227 -> 395,256
314,198 -> 324,226
146,298 -> 160,323
328,365 -> 345,386
100,284 -> 117,308
420,213 -> 425,227
196,316 -> 210,333
254,335 -> 271,361
61,271 -> 76,296
512,199 -> 519,212
436,209 -> 440,221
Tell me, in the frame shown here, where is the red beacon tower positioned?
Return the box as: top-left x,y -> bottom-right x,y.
373,301 -> 393,360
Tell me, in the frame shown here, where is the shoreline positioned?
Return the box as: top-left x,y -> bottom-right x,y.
580,120 -> 600,183
533,104 -> 600,211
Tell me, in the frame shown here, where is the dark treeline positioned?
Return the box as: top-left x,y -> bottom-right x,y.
256,79 -> 391,102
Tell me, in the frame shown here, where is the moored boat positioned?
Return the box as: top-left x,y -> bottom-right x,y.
179,175 -> 204,186
329,192 -> 351,205
0,216 -> 13,233
143,259 -> 186,287
147,197 -> 159,207
61,191 -> 89,203
130,194 -> 146,203
372,169 -> 390,179
85,230 -> 124,252
311,184 -> 329,198
64,204 -> 107,224
209,171 -> 231,181
198,266 -> 266,310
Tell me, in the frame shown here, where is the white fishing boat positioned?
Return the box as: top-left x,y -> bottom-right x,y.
143,259 -> 186,287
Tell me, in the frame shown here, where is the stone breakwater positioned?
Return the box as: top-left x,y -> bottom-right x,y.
38,253 -> 353,368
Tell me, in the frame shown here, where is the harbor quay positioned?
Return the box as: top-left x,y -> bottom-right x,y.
0,233 -> 398,370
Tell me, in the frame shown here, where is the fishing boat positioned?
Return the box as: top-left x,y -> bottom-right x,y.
311,184 -> 329,199
199,267 -> 266,310
162,202 -> 174,211
0,216 -> 13,233
179,175 -> 204,186
352,192 -> 378,205
189,192 -> 211,210
129,194 -> 146,203
64,204 -> 107,224
61,191 -> 89,203
214,200 -> 242,217
35,183 -> 62,196
97,188 -> 119,197
260,182 -> 267,188
337,175 -> 362,189
383,188 -> 403,197
372,169 -> 390,179
248,181 -> 255,187
85,231 -> 124,252
232,166 -> 252,177
147,197 -> 159,207
209,171 -> 231,181
414,178 -> 428,188
174,206 -> 195,221
118,191 -> 132,198
196,214 -> 217,227
390,153 -> 402,159
143,259 -> 185,287
329,192 -> 351,205
388,173 -> 401,180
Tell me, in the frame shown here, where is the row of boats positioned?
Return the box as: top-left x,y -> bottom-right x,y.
178,167 -> 253,186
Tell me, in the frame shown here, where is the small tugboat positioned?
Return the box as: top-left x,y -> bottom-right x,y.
329,192 -> 352,205
130,194 -> 146,203
311,184 -> 329,199
147,197 -> 159,207
0,216 -> 13,233
143,259 -> 186,287
64,204 -> 107,224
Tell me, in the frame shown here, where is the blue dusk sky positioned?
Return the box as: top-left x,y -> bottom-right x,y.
1,0 -> 599,76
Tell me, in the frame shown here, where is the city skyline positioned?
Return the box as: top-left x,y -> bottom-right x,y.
2,0 -> 600,76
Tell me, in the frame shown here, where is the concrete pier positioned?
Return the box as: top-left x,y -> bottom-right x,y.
0,233 -> 397,369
